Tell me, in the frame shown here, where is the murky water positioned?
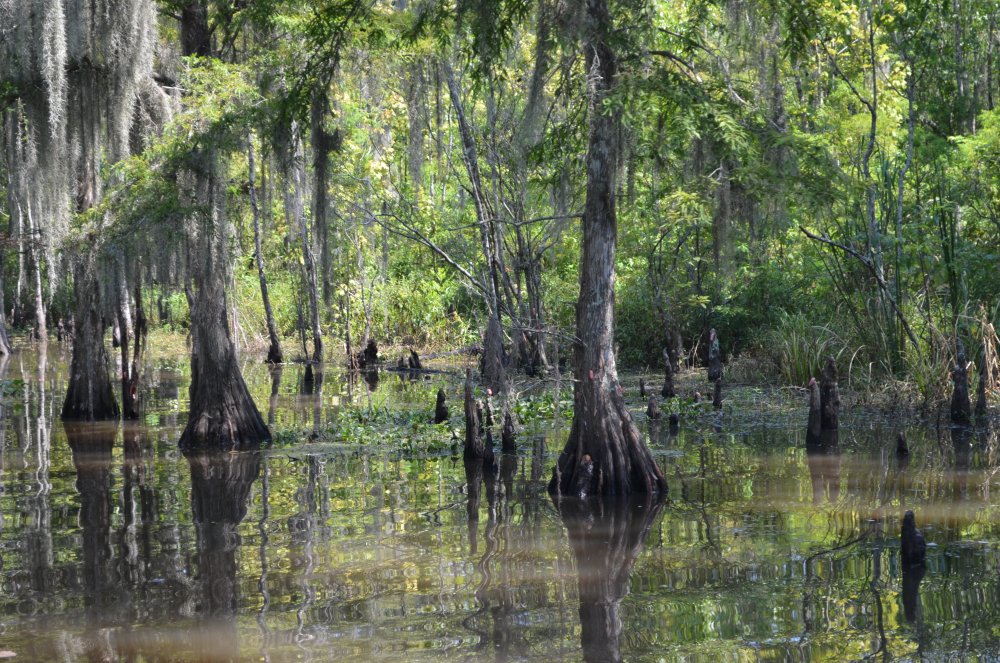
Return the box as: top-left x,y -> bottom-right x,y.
1,343 -> 1000,661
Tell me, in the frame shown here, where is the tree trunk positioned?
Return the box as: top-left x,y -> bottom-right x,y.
287,124 -> 323,364
248,135 -> 282,364
180,151 -> 270,450
178,6 -> 268,450
311,92 -> 334,306
549,0 -> 665,498
661,348 -> 675,398
464,368 -> 484,459
62,258 -> 119,421
117,275 -> 146,421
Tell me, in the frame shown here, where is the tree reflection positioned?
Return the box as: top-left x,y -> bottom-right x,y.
806,430 -> 840,505
65,421 -> 119,661
185,448 -> 261,661
554,494 -> 664,663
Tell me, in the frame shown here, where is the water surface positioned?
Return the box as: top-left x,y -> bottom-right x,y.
0,343 -> 998,661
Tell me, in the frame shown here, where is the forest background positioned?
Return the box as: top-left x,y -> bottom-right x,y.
3,0 -> 1000,414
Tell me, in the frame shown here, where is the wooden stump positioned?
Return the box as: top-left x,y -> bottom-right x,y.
712,379 -> 722,410
639,377 -> 646,400
501,408 -> 516,453
408,349 -> 422,370
807,377 -> 822,440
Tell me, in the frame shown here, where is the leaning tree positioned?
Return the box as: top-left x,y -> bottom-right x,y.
549,0 -> 665,498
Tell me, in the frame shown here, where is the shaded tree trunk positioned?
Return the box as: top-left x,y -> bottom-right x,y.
464,368 -> 484,459
820,356 -> 839,431
62,258 -> 119,421
549,0 -> 665,498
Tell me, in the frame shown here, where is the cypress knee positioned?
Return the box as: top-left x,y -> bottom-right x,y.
646,395 -> 661,420
501,408 -> 516,453
661,349 -> 675,398
434,388 -> 448,424
463,369 -> 483,459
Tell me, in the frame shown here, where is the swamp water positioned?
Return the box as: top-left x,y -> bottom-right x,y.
0,344 -> 999,661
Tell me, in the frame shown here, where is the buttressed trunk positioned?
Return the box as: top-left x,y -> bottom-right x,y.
179,154 -> 269,450
549,0 -> 665,498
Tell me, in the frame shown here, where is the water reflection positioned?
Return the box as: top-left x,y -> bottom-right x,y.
806,430 -> 840,505
66,422 -> 117,660
556,495 -> 664,663
185,448 -> 261,661
9,347 -> 1000,659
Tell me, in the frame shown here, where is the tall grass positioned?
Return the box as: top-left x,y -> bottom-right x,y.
765,313 -> 849,386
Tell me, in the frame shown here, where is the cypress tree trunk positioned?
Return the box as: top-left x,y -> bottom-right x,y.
549,0 -> 665,498
62,258 -> 119,421
180,152 -> 270,450
179,2 -> 269,450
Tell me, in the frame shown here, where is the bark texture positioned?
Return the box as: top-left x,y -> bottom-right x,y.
549,0 -> 665,498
